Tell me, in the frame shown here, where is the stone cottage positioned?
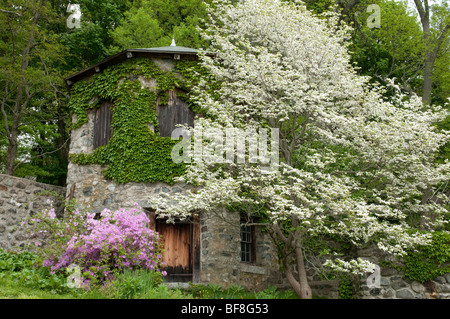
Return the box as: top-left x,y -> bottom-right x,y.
2,43 -> 448,299
63,43 -> 281,290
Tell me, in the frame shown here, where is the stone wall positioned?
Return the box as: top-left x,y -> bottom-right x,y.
0,174 -> 66,251
66,162 -> 192,213
200,209 -> 281,291
66,162 -> 283,291
355,246 -> 450,299
264,244 -> 450,299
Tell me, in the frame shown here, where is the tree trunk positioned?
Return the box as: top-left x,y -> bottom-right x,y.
422,51 -> 434,105
271,223 -> 312,299
56,100 -> 69,186
3,8 -> 38,175
281,236 -> 312,299
5,131 -> 18,175
414,0 -> 432,105
4,88 -> 23,175
295,244 -> 313,299
413,0 -> 441,106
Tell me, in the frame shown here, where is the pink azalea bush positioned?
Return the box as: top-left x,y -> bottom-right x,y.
23,202 -> 165,288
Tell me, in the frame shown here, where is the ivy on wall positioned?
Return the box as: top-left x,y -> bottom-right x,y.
399,231 -> 450,283
378,230 -> 450,283
68,57 -> 208,184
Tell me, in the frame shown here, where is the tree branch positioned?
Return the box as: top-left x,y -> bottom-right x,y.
12,137 -> 70,172
0,9 -> 21,16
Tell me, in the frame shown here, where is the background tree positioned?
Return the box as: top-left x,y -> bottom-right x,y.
413,0 -> 449,105
348,0 -> 425,95
0,0 -> 133,184
50,0 -> 132,71
108,0 -> 211,52
0,0 -> 68,183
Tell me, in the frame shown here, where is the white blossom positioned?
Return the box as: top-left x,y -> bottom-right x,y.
149,0 -> 449,281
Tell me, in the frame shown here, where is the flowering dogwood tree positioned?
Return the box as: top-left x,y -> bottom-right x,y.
150,0 -> 450,298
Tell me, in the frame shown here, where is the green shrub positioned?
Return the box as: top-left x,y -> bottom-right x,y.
187,282 -> 297,299
0,249 -> 71,294
253,286 -> 280,299
112,269 -> 166,299
141,284 -> 190,299
0,249 -> 37,272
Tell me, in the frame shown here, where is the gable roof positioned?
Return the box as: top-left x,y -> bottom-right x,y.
64,46 -> 201,88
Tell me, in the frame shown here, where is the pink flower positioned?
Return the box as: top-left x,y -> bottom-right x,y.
29,206 -> 165,286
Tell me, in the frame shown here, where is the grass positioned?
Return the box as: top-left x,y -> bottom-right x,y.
0,277 -> 74,299
185,282 -> 299,299
0,274 -> 299,299
0,249 -> 300,300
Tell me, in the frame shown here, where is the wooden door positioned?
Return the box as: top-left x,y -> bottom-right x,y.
93,101 -> 113,149
146,210 -> 200,283
156,219 -> 193,282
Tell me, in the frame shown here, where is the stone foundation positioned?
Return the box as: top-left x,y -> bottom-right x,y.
66,163 -> 283,292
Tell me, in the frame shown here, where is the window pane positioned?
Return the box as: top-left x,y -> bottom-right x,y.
240,225 -> 252,262
241,242 -> 250,262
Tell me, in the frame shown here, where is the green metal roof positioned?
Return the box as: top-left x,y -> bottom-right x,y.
64,45 -> 201,87
134,46 -> 198,54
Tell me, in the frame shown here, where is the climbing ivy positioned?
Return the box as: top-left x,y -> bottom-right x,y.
68,57 -> 208,184
338,276 -> 354,299
398,231 -> 450,283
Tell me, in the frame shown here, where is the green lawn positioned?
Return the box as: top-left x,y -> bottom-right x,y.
0,277 -> 75,299
0,276 -> 299,299
0,249 -> 298,299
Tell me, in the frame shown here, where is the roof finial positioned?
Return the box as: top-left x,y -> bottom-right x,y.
170,37 -> 176,47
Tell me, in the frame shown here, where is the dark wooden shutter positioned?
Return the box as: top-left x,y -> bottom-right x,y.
93,101 -> 113,149
157,90 -> 195,137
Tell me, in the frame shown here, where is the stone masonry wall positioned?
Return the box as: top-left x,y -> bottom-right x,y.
355,245 -> 450,299
66,162 -> 283,292
0,174 -> 66,251
200,209 -> 281,291
66,162 -> 192,213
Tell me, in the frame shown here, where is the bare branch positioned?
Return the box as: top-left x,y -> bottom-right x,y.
0,9 -> 21,16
